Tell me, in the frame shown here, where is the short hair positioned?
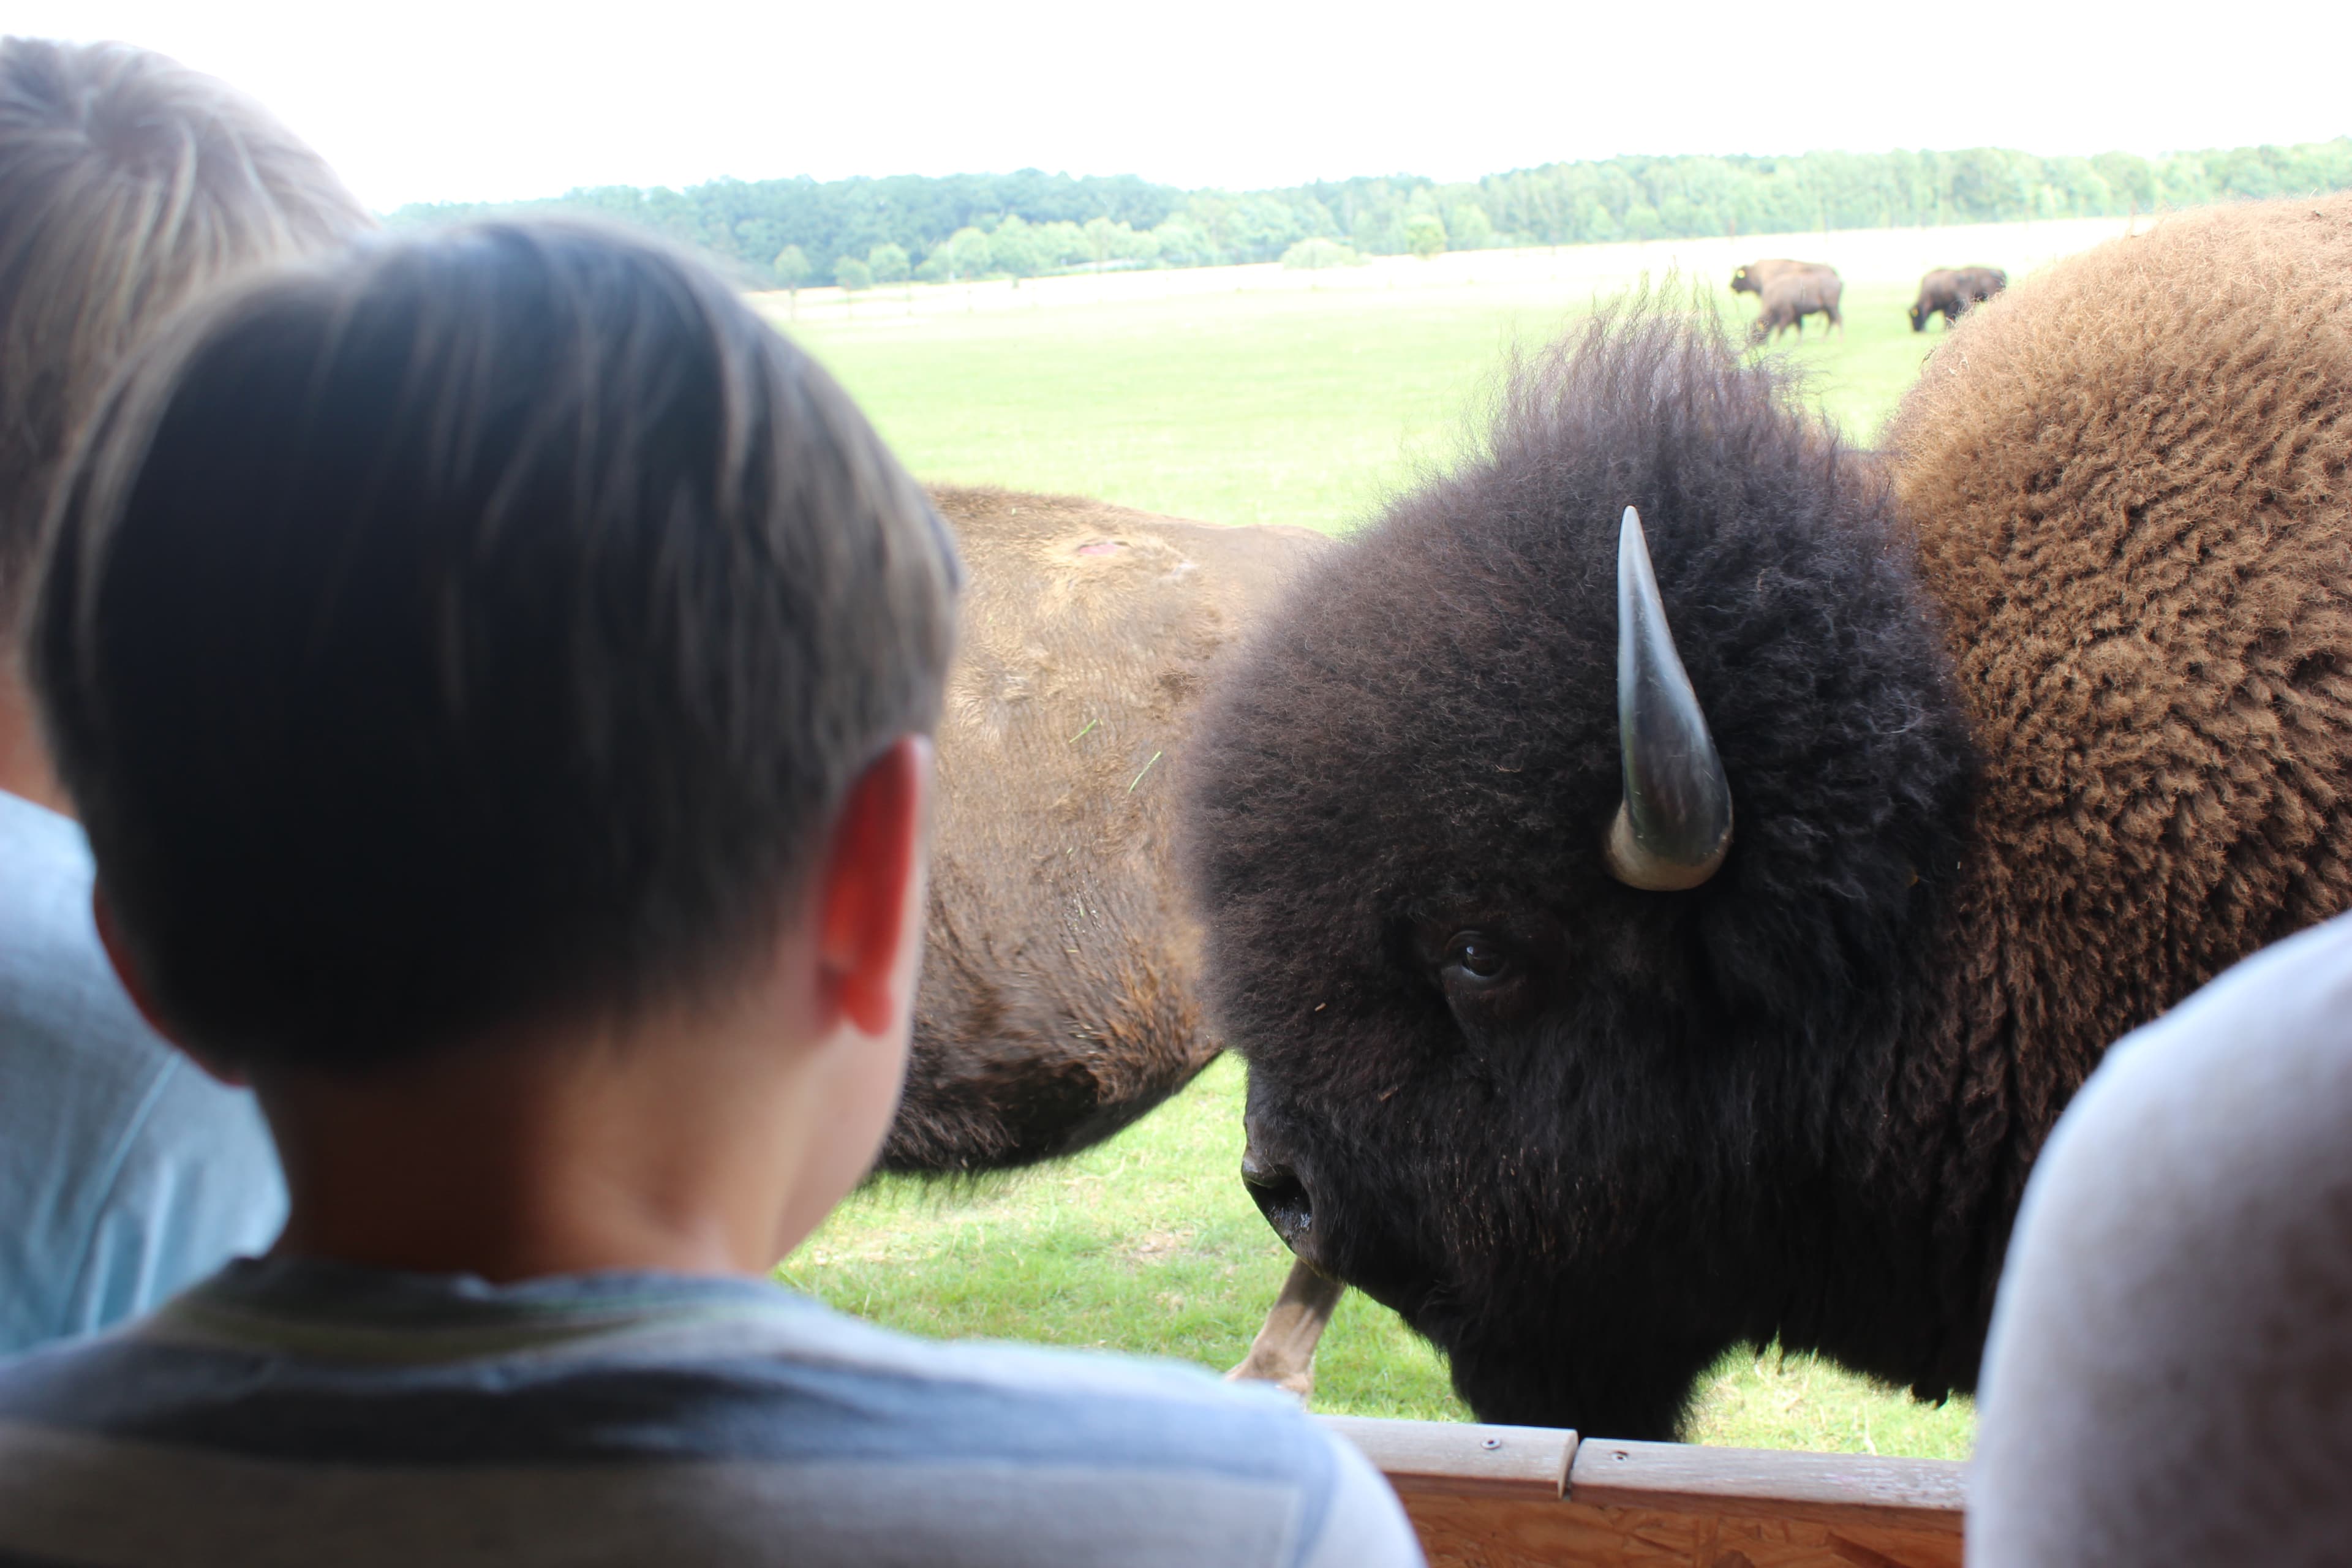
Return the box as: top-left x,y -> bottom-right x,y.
0,36 -> 371,638
32,221 -> 962,1072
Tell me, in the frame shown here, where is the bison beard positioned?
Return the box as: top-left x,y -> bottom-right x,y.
1182,194 -> 2352,1440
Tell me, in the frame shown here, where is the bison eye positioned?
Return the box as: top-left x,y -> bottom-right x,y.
1442,932 -> 1510,985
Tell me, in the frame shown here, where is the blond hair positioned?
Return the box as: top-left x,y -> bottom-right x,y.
0,37 -> 371,633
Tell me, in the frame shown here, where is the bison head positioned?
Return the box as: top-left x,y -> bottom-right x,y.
1183,302 -> 1976,1439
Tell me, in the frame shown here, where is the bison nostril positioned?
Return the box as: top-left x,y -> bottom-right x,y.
1240,1158 -> 1315,1251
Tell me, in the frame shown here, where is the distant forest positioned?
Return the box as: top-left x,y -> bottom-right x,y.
388,139 -> 2352,290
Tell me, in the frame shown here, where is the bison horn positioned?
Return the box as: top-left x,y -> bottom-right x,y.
1605,506 -> 1733,891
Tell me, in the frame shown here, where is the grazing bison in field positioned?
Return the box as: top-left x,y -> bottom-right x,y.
1749,270 -> 1844,342
1729,258 -> 1834,296
1187,194 -> 2352,1439
886,488 -> 1330,1171
1909,265 -> 2007,330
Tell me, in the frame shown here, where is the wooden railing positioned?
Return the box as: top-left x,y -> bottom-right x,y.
1323,1415 -> 1966,1568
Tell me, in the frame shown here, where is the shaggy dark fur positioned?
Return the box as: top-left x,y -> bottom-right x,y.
1908,265 -> 2006,331
887,488 -> 1329,1172
1183,193 -> 2352,1441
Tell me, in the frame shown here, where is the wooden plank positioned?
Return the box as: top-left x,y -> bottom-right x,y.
1322,1417 -> 1967,1567
1565,1438 -> 1966,1536
1318,1415 -> 1577,1500
1392,1493 -> 1962,1568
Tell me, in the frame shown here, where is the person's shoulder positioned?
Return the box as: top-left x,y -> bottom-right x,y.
2015,908 -> 2352,1272
0,1282 -> 1427,1568
0,790 -> 104,978
1974,912 -> 2352,1562
772,1295 -> 1337,1446
0,788 -> 281,1349
785,1300 -> 1251,1398
0,788 -> 145,1064
2144,908 -> 2352,1041
742,1301 -> 1423,1566
2046,909 -> 2352,1182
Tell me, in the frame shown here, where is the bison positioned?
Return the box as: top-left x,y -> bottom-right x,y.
1749,270 -> 1844,342
1728,258 -> 1834,297
1186,194 -> 2352,1440
886,487 -> 1329,1172
1909,265 -> 2007,330
1732,259 -> 1843,342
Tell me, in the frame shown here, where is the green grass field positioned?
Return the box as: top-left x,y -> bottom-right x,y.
774,263 -> 1980,1459
780,276 -> 1941,536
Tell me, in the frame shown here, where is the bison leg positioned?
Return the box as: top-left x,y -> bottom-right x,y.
1226,1256 -> 1346,1403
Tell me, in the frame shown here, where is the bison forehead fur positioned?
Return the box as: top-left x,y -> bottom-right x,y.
1182,193 -> 2352,1442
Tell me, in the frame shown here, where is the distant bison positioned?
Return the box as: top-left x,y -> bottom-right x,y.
1185,194 -> 2352,1439
1729,258 -> 1834,296
1750,270 -> 1844,342
886,488 -> 1329,1172
1909,265 -> 2007,330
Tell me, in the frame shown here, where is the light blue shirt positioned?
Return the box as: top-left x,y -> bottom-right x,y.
0,1259 -> 1424,1567
0,788 -> 284,1352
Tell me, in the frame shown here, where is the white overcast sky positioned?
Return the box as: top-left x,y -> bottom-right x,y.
14,1 -> 2350,211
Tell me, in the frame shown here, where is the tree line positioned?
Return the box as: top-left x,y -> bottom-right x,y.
388,140 -> 2352,290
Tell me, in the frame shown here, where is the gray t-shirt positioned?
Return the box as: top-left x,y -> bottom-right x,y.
0,788 -> 285,1352
1970,911 -> 2352,1566
0,1258 -> 1424,1567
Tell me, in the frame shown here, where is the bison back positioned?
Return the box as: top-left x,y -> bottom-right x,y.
1888,194 -> 2352,1164
1953,265 -> 2007,299
1735,257 -> 1836,294
1755,273 -> 1841,331
888,487 -> 1332,1171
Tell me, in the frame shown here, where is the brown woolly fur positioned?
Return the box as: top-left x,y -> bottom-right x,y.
1184,202 -> 2352,1442
1885,192 -> 2352,1322
888,488 -> 1329,1171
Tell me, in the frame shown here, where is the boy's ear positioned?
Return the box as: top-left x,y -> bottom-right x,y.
91,884 -> 249,1087
813,735 -> 933,1038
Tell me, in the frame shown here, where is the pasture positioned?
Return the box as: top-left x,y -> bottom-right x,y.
765,214 -> 2127,535
771,219 -> 2130,1459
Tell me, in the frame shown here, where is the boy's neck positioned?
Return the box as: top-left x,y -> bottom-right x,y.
256,951 -> 890,1283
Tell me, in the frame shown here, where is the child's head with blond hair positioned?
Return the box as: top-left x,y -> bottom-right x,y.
1,36 -> 369,644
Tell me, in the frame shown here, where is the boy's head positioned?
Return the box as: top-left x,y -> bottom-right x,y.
31,221 -> 961,1080
0,36 -> 369,641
